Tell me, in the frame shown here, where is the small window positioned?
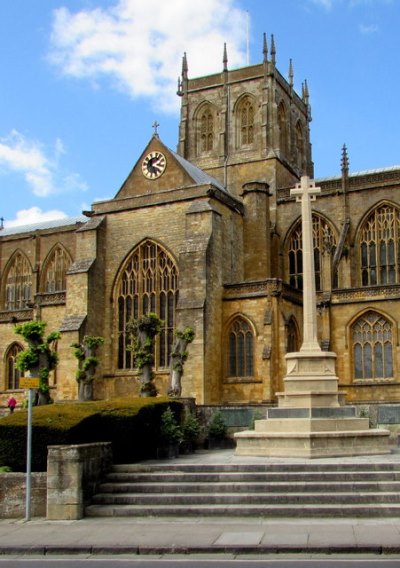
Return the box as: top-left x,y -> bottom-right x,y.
6,343 -> 24,390
227,317 -> 254,378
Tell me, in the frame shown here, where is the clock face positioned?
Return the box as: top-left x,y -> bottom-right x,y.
142,151 -> 167,179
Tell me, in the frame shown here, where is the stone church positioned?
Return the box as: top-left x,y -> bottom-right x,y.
1,36 -> 400,408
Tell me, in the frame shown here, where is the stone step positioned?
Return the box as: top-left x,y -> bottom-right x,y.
91,491 -> 400,505
105,471 -> 400,483
111,462 -> 400,473
98,480 -> 400,494
85,502 -> 400,518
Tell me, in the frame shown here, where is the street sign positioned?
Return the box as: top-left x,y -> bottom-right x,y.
20,377 -> 40,389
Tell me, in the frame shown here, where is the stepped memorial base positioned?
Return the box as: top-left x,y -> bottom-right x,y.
234,350 -> 391,459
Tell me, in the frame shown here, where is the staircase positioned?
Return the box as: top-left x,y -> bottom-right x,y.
86,460 -> 400,518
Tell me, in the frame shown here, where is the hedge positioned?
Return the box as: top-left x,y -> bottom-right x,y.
0,397 -> 183,471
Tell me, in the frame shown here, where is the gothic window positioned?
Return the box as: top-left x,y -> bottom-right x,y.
286,317 -> 299,353
238,97 -> 254,147
359,204 -> 400,286
200,109 -> 214,152
117,240 -> 178,370
352,311 -> 393,380
5,343 -> 24,390
4,252 -> 32,311
42,245 -> 72,292
288,215 -> 335,292
227,317 -> 254,378
278,102 -> 288,155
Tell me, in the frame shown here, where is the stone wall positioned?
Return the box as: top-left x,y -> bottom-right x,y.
0,472 -> 46,518
47,441 -> 112,520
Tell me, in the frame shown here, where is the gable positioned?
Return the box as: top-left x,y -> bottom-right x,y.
115,136 -> 219,199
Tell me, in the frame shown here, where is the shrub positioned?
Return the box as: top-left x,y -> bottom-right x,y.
0,398 -> 183,471
182,412 -> 201,443
158,407 -> 183,446
207,411 -> 228,440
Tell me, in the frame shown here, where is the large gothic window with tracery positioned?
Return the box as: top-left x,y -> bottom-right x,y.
4,252 -> 32,311
352,311 -> 393,380
227,317 -> 254,378
288,215 -> 335,292
116,240 -> 178,370
359,204 -> 400,287
5,343 -> 24,390
43,245 -> 72,292
238,97 -> 254,147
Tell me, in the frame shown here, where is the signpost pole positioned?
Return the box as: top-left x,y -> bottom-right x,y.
24,388 -> 33,522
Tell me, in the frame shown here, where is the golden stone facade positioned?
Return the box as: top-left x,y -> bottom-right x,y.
1,47 -> 400,408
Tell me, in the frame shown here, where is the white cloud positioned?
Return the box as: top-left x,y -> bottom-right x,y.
4,207 -> 68,228
359,23 -> 379,33
0,129 -> 88,198
48,0 -> 247,112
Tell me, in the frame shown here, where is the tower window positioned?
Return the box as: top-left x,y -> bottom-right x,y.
200,110 -> 214,152
239,98 -> 254,147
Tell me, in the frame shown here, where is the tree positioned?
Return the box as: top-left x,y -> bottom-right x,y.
126,313 -> 163,397
168,327 -> 195,397
15,321 -> 60,405
71,335 -> 104,401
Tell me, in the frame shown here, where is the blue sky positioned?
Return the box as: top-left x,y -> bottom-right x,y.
0,0 -> 398,227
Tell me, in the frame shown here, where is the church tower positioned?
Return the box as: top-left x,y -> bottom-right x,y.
177,34 -> 313,201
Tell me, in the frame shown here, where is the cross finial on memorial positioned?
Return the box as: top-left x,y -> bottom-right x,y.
152,121 -> 160,137
290,176 -> 322,352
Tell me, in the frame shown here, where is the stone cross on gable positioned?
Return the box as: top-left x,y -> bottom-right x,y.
290,176 -> 322,353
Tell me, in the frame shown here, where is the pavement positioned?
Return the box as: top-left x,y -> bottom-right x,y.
1,449 -> 400,558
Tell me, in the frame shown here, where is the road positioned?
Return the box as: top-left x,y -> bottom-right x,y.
1,558 -> 400,568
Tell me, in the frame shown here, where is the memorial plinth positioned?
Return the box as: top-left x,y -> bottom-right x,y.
235,176 -> 390,458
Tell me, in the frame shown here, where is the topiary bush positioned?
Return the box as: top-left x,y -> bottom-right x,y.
0,398 -> 183,471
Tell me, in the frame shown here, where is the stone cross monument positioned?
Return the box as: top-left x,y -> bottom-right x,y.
290,176 -> 321,353
235,176 -> 390,457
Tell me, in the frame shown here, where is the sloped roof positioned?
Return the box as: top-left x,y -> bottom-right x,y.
168,147 -> 226,192
0,215 -> 87,237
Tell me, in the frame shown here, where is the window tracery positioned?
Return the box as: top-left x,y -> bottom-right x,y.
5,343 -> 24,390
238,97 -> 254,147
359,204 -> 400,286
227,317 -> 254,378
288,215 -> 335,292
352,311 -> 393,380
4,252 -> 32,311
116,240 -> 178,370
43,245 -> 72,292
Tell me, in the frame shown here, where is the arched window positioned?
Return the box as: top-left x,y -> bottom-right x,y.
286,317 -> 299,353
4,252 -> 32,310
200,109 -> 214,152
227,317 -> 254,378
238,98 -> 254,147
278,102 -> 288,155
352,311 -> 393,380
5,343 -> 24,390
288,215 -> 335,292
116,240 -> 178,370
359,204 -> 400,286
42,245 -> 72,292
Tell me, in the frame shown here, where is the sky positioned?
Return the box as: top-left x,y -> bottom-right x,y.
0,0 -> 399,228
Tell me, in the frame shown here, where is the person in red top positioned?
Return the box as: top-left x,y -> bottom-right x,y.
7,396 -> 17,414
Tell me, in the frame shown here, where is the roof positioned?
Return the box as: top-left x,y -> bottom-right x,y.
169,147 -> 226,192
316,165 -> 400,183
0,215 -> 87,237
